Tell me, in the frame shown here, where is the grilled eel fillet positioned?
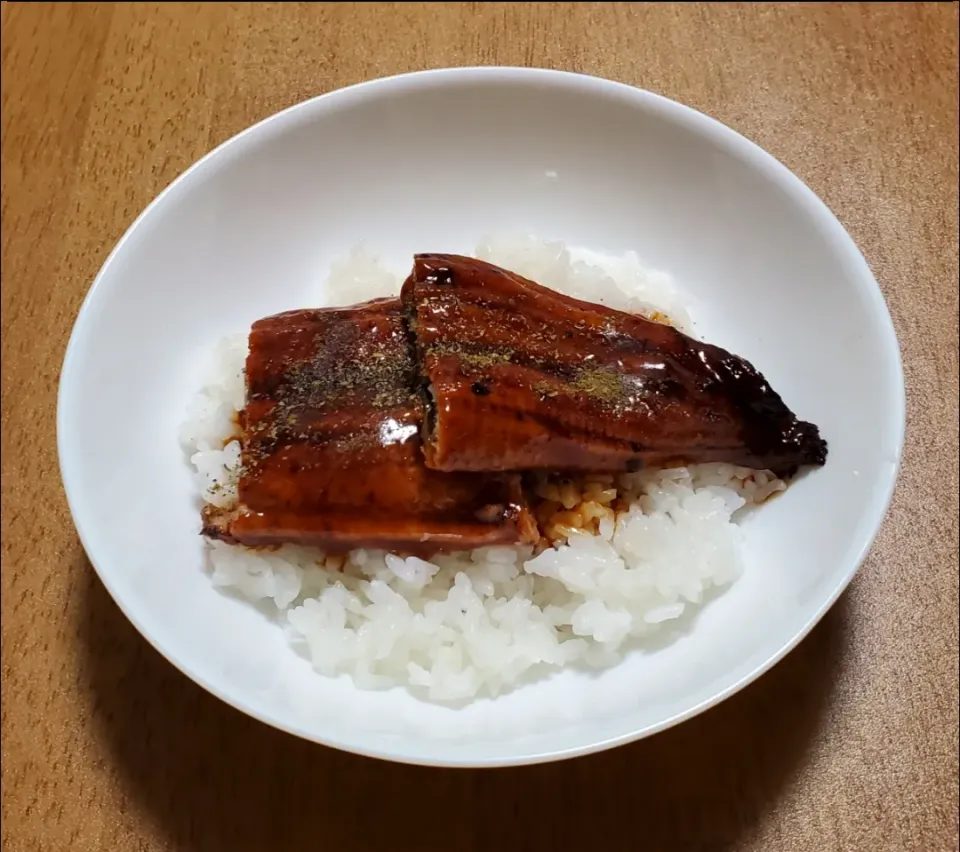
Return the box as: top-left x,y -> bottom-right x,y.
401,254 -> 827,478
202,298 -> 537,553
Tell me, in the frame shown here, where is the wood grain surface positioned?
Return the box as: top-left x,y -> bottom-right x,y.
2,3 -> 958,850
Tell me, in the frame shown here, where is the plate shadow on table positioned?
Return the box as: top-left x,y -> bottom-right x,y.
76,546 -> 849,852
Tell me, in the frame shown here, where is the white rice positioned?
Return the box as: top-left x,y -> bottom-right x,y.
180,236 -> 782,702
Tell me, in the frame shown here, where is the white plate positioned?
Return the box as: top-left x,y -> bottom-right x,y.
57,68 -> 904,767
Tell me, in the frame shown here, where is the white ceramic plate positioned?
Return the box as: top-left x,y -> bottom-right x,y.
58,68 -> 904,767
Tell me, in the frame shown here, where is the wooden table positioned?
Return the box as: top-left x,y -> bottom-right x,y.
2,3 -> 957,850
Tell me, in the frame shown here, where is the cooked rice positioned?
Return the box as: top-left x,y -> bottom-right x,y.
180,236 -> 782,702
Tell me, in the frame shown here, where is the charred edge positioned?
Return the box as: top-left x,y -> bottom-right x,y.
400,297 -> 438,447
697,344 -> 828,473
